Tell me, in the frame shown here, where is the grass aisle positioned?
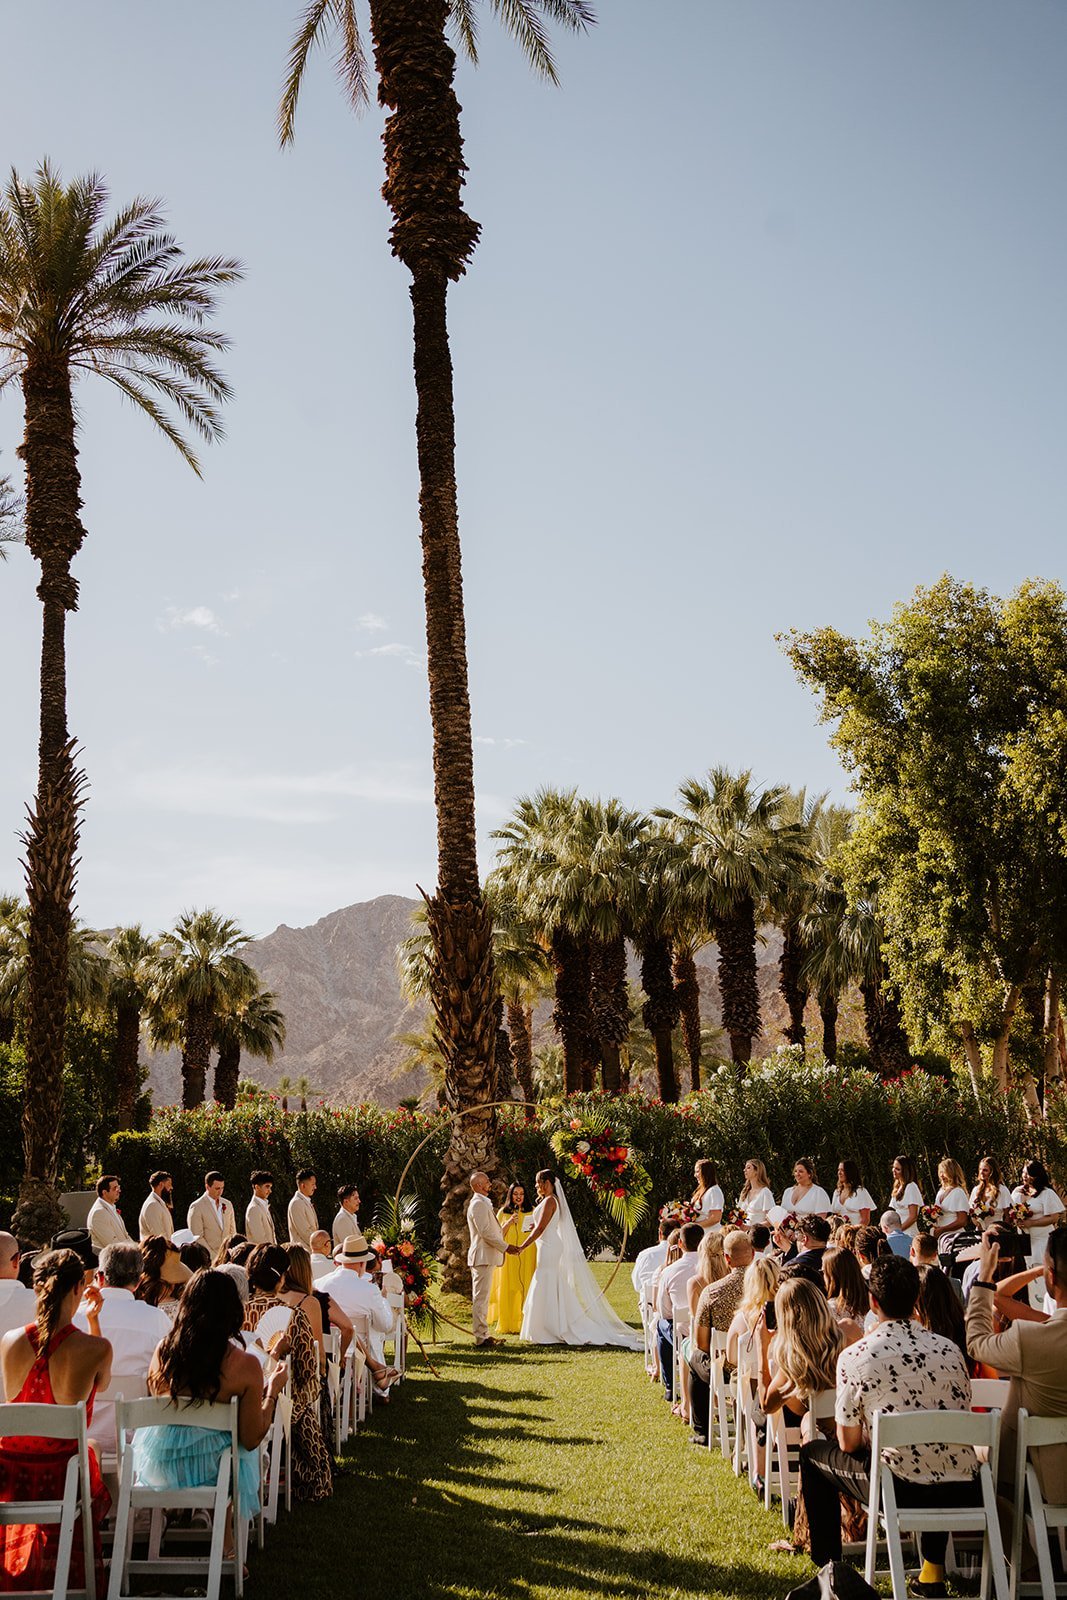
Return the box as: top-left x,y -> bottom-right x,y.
248,1267 -> 810,1600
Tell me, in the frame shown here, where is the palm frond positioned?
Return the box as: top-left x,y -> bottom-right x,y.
279,0 -> 367,146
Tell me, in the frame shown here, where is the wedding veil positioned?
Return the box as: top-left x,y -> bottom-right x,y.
550,1179 -> 643,1348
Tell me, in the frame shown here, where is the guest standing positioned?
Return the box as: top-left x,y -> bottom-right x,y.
87,1174 -> 133,1253
489,1183 -> 535,1335
332,1184 -> 361,1249
0,1249 -> 112,1592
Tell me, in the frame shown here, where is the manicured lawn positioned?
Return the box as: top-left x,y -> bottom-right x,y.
247,1267 -> 810,1600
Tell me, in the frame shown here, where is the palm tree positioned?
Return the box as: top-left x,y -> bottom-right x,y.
105,926 -> 157,1130
795,808 -> 858,1064
279,0 -> 592,1286
213,987 -> 287,1110
0,163 -> 239,1238
659,769 -> 810,1069
671,937 -> 704,1096
148,910 -> 256,1108
0,896 -> 110,1046
276,1074 -> 293,1113
0,456 -> 22,558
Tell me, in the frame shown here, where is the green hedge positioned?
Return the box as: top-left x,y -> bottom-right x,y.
105,1052 -> 1067,1256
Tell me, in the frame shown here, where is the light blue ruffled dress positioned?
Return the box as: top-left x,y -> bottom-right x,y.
132,1424 -> 261,1516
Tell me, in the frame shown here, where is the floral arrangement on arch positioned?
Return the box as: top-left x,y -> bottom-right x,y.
659,1199 -> 698,1226
550,1111 -> 651,1231
370,1194 -> 439,1336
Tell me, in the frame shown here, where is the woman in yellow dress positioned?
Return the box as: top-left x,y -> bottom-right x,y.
489,1183 -> 535,1334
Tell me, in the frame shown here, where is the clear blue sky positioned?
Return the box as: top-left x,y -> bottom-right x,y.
1,1 -> 1064,936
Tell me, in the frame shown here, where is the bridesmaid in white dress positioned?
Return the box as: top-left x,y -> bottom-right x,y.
1012,1158 -> 1066,1263
968,1155 -> 1013,1224
780,1158 -> 831,1218
691,1160 -> 724,1232
830,1161 -> 876,1226
888,1154 -> 924,1237
518,1171 -> 642,1349
736,1159 -> 775,1226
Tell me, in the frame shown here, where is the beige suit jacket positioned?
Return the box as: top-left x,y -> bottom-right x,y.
332,1207 -> 360,1249
466,1192 -> 508,1268
87,1199 -> 132,1253
187,1193 -> 236,1257
966,1289 -> 1067,1500
245,1197 -> 277,1245
138,1193 -> 174,1242
287,1191 -> 318,1249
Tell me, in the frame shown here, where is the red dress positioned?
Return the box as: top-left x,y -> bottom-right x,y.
0,1323 -> 110,1593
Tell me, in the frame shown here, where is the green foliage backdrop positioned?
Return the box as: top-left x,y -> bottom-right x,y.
101,1053 -> 1067,1253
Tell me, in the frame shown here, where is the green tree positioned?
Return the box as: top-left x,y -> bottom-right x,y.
280,0 -> 592,1287
148,910 -> 257,1109
0,163 -> 239,1239
785,576 -> 1067,1094
213,987 -> 287,1111
105,926 -> 157,1130
0,896 -> 110,1047
658,769 -> 810,1069
0,456 -> 22,558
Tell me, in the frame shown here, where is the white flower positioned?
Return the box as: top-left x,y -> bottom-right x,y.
576,1140 -> 591,1153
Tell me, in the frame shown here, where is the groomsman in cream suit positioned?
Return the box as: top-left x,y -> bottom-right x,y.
287,1169 -> 319,1249
245,1171 -> 277,1245
467,1172 -> 513,1347
187,1171 -> 236,1258
138,1171 -> 175,1241
88,1175 -> 133,1254
332,1184 -> 361,1249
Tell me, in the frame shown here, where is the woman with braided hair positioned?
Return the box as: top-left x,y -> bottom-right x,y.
0,1248 -> 113,1590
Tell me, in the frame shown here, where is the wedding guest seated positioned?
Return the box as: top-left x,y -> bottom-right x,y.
136,1236 -> 190,1320
966,1224 -> 1067,1501
834,1222 -> 860,1257
798,1255 -> 978,1596
215,1264 -> 266,1366
74,1241 -> 171,1454
821,1246 -> 867,1343
244,1246 -> 333,1502
0,1248 -> 112,1593
655,1223 -> 703,1404
687,1232 -> 753,1446
750,1224 -> 771,1257
911,1233 -> 939,1267
214,1233 -> 248,1267
179,1239 -> 211,1274
632,1216 -> 674,1309
961,1223 -> 1025,1301
0,1234 -> 34,1394
880,1210 -> 912,1258
139,1269 -> 287,1550
916,1264 -> 969,1369
859,1223 -> 891,1273
782,1217 -> 832,1289
678,1233 -> 728,1422
726,1254 -> 782,1375
309,1231 -> 335,1283
318,1234 -> 397,1392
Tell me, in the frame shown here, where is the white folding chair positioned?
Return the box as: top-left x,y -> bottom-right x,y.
864,1407 -> 1009,1600
338,1312 -> 372,1442
971,1378 -> 1011,1410
0,1399 -> 97,1600
261,1381 -> 293,1529
671,1308 -> 691,1416
706,1331 -> 732,1460
386,1287 -> 408,1378
108,1395 -> 248,1600
732,1331 -> 760,1481
1011,1410 -> 1067,1600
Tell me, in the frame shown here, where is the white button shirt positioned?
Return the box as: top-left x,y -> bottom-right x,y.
74,1287 -> 171,1452
318,1266 -> 393,1363
0,1279 -> 36,1397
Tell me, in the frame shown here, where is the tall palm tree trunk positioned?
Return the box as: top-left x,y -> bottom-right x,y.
369,0 -> 496,1290
673,947 -> 702,1093
778,919 -> 808,1050
493,996 -> 514,1098
860,970 -> 910,1077
214,1037 -> 241,1110
818,987 -> 839,1064
506,1001 -> 535,1103
552,930 -> 591,1094
15,358 -> 86,1243
182,998 -> 213,1109
640,935 -> 679,1103
589,936 -> 628,1095
114,1002 -> 142,1130
0,1017 -> 13,1047
716,897 -> 761,1067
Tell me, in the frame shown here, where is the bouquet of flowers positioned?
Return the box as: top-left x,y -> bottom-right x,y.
917,1204 -> 941,1235
970,1198 -> 997,1228
1003,1200 -> 1032,1230
370,1194 -> 439,1335
722,1205 -> 748,1229
659,1199 -> 698,1225
551,1111 -> 651,1230
775,1211 -> 802,1240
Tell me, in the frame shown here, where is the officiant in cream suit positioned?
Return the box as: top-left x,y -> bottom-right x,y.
467,1172 -> 514,1347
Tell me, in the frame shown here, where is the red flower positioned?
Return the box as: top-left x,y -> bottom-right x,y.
614,1188 -> 626,1198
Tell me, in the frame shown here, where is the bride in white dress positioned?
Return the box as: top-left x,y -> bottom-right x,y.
518,1170 -> 643,1349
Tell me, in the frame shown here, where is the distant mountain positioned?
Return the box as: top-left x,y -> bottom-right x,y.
145,895 -> 864,1106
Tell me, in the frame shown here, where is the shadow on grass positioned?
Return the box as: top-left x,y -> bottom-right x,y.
248,1346 -> 802,1599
